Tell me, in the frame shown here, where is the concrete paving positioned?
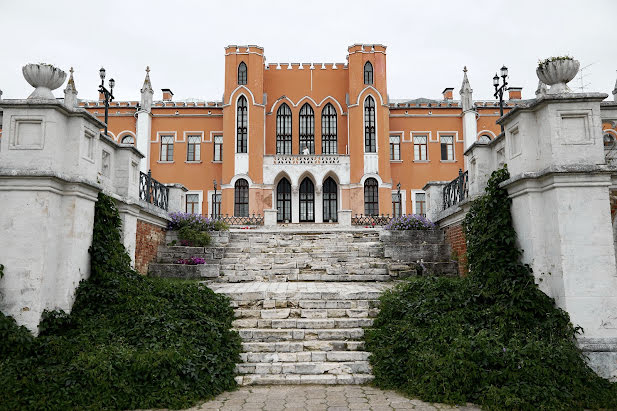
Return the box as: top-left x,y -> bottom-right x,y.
182,385 -> 480,410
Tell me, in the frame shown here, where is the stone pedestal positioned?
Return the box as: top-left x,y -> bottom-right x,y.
464,141 -> 492,197
264,209 -> 278,226
422,181 -> 449,222
166,183 -> 188,213
338,210 -> 352,226
499,93 -> 617,380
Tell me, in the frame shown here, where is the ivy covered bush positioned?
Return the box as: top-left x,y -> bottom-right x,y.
0,193 -> 241,410
366,166 -> 617,410
384,214 -> 435,231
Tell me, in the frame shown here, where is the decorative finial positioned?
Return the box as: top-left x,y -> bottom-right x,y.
63,65 -> 78,108
146,66 -> 150,74
463,66 -> 467,73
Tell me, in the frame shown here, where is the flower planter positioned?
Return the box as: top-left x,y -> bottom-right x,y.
22,63 -> 66,99
536,58 -> 579,95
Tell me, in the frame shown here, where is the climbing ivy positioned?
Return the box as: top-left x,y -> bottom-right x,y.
366,166 -> 617,410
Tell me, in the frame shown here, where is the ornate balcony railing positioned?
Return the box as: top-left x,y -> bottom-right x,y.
139,170 -> 169,211
273,154 -> 343,165
215,214 -> 264,226
443,169 -> 469,210
351,214 -> 393,226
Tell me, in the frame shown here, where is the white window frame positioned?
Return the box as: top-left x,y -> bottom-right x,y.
185,190 -> 203,214
411,190 -> 426,215
412,133 -> 429,162
185,133 -> 203,162
389,133 -> 402,162
438,132 -> 456,162
391,189 -> 407,216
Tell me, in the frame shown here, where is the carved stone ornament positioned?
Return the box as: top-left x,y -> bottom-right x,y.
536,58 -> 580,95
22,63 -> 67,100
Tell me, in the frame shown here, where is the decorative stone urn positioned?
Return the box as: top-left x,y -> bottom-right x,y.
22,63 -> 67,99
536,58 -> 580,95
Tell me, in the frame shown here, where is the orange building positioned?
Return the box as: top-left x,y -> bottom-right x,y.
81,44 -> 521,223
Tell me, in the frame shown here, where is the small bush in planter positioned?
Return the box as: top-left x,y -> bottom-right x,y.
167,212 -> 229,232
178,226 -> 212,247
384,214 -> 435,231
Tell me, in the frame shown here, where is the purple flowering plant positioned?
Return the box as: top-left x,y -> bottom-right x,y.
175,256 -> 206,265
167,212 -> 228,232
384,214 -> 435,231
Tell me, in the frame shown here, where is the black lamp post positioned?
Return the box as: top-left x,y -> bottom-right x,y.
213,179 -> 218,219
396,182 -> 401,217
493,65 -> 509,134
98,67 -> 115,137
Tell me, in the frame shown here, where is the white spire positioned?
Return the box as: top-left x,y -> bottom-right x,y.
63,67 -> 78,108
613,71 -> 617,102
460,66 -> 473,112
140,66 -> 153,112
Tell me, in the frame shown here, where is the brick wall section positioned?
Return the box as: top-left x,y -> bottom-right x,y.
610,189 -> 617,222
444,223 -> 468,276
135,220 -> 166,275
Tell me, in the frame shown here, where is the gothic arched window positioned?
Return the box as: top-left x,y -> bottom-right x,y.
238,62 -> 247,85
276,103 -> 292,154
236,95 -> 248,153
299,103 -> 315,154
364,61 -> 373,85
364,96 -> 376,153
321,103 -> 337,154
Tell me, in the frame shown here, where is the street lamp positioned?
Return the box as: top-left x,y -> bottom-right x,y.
493,65 -> 509,134
98,67 -> 115,137
213,179 -> 218,219
396,182 -> 401,217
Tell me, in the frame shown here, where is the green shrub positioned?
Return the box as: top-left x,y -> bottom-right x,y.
366,166 -> 617,410
168,212 -> 229,232
0,193 -> 241,410
178,226 -> 212,247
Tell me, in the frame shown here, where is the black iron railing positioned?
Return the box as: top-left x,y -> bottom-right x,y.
351,214 -> 393,226
443,169 -> 469,210
139,170 -> 169,211
215,214 -> 264,226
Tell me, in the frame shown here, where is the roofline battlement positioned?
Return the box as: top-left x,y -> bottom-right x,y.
265,62 -> 348,71
225,45 -> 264,56
347,44 -> 387,54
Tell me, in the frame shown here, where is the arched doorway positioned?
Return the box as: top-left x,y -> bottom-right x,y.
323,177 -> 338,222
276,178 -> 291,223
299,178 -> 315,222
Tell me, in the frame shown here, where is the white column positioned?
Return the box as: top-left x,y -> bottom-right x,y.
291,185 -> 299,223
136,111 -> 152,173
315,185 -> 323,223
462,110 -> 478,151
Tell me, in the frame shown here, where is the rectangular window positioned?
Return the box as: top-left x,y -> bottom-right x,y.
440,135 -> 454,161
160,135 -> 174,161
415,192 -> 426,216
391,191 -> 402,217
213,134 -> 223,161
413,135 -> 427,161
187,135 -> 201,162
212,193 -> 221,218
390,135 -> 400,161
186,193 -> 199,214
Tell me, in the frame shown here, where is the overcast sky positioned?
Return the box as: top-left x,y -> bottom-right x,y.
1,0 -> 616,102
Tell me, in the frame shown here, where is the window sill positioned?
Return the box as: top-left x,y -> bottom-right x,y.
390,160 -> 403,163
413,160 -> 430,163
212,160 -> 223,164
440,160 -> 457,163
185,160 -> 203,164
157,160 -> 175,164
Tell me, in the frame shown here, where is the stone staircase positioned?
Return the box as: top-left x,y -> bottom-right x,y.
149,227 -> 458,385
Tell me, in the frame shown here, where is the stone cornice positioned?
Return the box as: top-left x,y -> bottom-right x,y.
0,98 -> 106,128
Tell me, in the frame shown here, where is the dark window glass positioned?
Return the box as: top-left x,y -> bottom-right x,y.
299,178 -> 315,222
276,103 -> 292,154
389,135 -> 400,160
212,193 -> 221,218
238,62 -> 247,85
440,135 -> 454,160
187,135 -> 201,161
415,192 -> 426,217
276,178 -> 292,222
391,192 -> 401,218
364,178 -> 379,216
364,96 -> 376,153
213,135 -> 223,161
237,96 -> 248,153
413,135 -> 428,160
299,103 -> 315,154
160,135 -> 174,161
234,179 -> 249,217
323,177 -> 338,222
364,61 -> 373,85
321,103 -> 337,154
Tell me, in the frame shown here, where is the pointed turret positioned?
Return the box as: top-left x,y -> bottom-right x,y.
63,67 -> 78,108
460,66 -> 473,112
140,66 -> 153,112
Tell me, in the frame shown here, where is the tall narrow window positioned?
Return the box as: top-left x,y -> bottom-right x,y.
392,192 -> 401,218
364,61 -> 373,85
238,62 -> 247,85
364,178 -> 379,216
186,193 -> 199,214
213,134 -> 223,161
236,96 -> 247,153
323,177 -> 338,222
390,135 -> 400,160
160,135 -> 174,161
276,178 -> 292,223
299,178 -> 315,222
413,135 -> 428,161
321,103 -> 337,154
234,179 -> 249,217
187,135 -> 201,161
440,135 -> 454,160
364,96 -> 376,153
415,192 -> 426,216
276,103 -> 292,154
299,103 -> 315,154
212,193 -> 221,218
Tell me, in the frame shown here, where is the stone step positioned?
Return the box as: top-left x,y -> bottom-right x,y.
148,263 -> 219,279
236,328 -> 365,341
236,373 -> 374,385
234,307 -> 377,319
236,360 -> 371,375
232,318 -> 374,329
211,284 -> 386,301
239,350 -> 370,363
231,299 -> 379,310
212,273 -> 395,282
241,340 -> 366,353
